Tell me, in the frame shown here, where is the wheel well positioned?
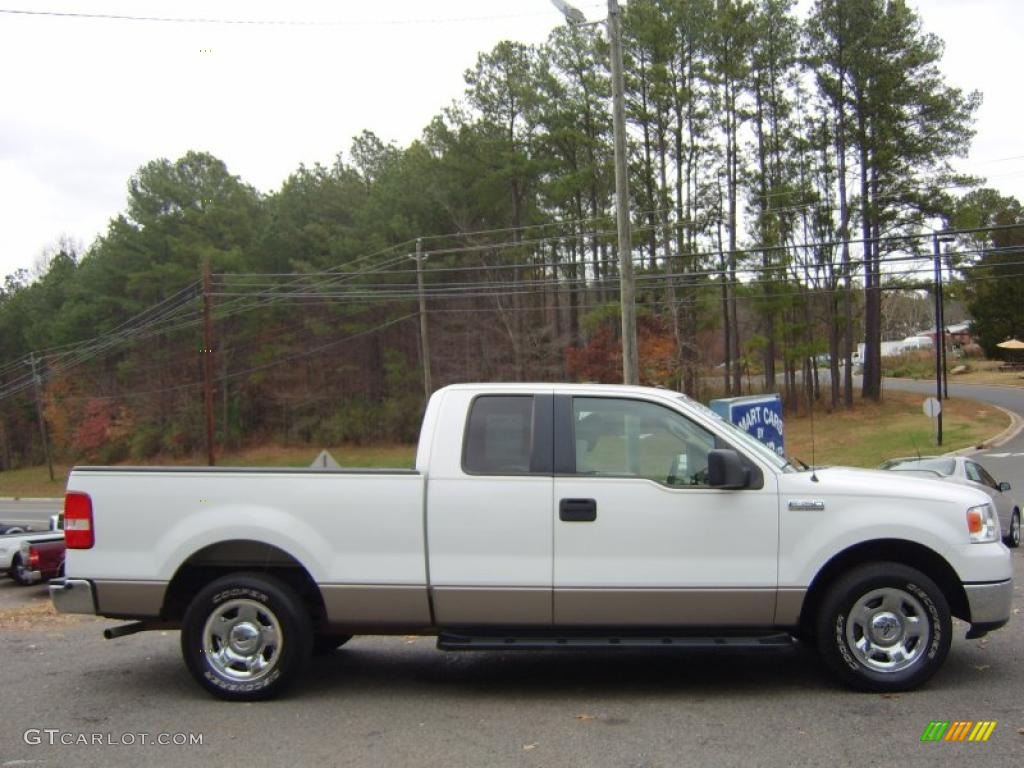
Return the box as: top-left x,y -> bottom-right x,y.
161,540 -> 326,628
798,539 -> 970,634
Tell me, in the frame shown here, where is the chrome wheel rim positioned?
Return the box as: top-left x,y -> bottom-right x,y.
201,599 -> 283,683
1011,514 -> 1021,547
846,587 -> 929,674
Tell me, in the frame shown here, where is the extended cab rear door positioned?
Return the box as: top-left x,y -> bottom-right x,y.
551,393 -> 780,627
426,389 -> 554,626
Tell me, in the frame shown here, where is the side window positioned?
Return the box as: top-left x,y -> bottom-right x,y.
965,461 -> 984,485
572,397 -> 716,487
463,396 -> 534,474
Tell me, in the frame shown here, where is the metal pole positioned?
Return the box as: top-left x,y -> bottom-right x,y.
939,260 -> 949,399
202,257 -> 216,466
932,234 -> 943,446
414,238 -> 433,402
608,0 -> 638,385
28,352 -> 54,481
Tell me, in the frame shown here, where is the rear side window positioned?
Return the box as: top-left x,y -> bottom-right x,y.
463,396 -> 534,474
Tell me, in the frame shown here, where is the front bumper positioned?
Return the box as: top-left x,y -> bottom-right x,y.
49,578 -> 97,615
965,579 -> 1013,629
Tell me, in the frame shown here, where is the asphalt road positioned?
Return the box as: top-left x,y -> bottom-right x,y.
0,498 -> 59,530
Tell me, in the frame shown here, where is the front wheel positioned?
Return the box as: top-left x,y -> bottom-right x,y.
181,573 -> 313,701
815,563 -> 951,692
1005,509 -> 1021,549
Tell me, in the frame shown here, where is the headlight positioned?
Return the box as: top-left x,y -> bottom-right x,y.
966,503 -> 1000,543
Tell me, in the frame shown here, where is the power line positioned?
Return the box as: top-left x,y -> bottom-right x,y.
2,223 -> 1020,400
0,7 -> 559,26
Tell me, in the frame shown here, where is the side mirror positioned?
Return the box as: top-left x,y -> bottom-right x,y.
708,448 -> 750,490
999,481 -> 1011,492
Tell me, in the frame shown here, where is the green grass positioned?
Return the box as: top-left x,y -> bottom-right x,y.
0,464 -> 73,499
0,393 -> 1009,497
786,391 -> 1007,467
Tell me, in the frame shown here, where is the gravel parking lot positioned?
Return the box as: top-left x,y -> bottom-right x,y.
0,551 -> 1021,768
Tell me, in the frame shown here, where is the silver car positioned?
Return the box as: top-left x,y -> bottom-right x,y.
879,456 -> 1021,548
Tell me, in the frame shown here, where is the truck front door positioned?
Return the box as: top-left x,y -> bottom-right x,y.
552,394 -> 779,627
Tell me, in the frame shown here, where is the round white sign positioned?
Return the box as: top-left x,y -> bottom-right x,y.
923,397 -> 942,418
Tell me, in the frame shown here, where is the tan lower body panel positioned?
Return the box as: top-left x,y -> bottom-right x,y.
554,588 -> 777,626
89,580 -> 799,629
431,587 -> 551,626
93,580 -> 167,617
774,588 -> 807,626
321,584 -> 432,627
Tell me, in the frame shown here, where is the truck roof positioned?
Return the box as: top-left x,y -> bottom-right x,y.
437,382 -> 684,398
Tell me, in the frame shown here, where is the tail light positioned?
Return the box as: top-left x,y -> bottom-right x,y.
64,492 -> 94,549
28,547 -> 40,568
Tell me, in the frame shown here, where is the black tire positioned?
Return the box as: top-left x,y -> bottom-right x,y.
815,562 -> 951,692
9,554 -> 34,586
180,573 -> 313,701
312,633 -> 353,655
1004,509 -> 1021,549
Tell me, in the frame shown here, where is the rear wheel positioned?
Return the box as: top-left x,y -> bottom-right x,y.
9,554 -> 34,586
181,573 -> 312,701
1005,509 -> 1020,548
815,563 -> 950,692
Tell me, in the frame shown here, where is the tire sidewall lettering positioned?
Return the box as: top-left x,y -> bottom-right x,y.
212,587 -> 269,605
833,613 -> 860,671
203,668 -> 281,692
906,582 -> 942,660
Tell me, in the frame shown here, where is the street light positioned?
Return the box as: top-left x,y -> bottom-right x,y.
551,0 -> 639,385
932,230 -> 955,445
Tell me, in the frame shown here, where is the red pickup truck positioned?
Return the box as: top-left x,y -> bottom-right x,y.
14,539 -> 65,586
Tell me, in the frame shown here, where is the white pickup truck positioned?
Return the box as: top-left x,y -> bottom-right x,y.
51,384 -> 1013,700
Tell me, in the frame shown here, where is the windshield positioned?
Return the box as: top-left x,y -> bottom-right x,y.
879,457 -> 954,476
676,395 -> 792,472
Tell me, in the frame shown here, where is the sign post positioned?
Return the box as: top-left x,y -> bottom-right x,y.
923,397 -> 942,445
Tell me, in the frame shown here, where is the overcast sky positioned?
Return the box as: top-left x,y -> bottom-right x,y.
0,0 -> 1021,280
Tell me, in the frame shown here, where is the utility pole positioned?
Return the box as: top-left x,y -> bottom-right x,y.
202,256 -> 216,466
551,0 -> 638,385
28,352 -> 54,481
607,0 -> 638,385
412,238 -> 433,403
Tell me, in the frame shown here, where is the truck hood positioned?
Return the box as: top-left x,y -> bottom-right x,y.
777,465 -> 991,508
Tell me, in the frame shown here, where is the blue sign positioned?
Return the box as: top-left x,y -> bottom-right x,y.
709,394 -> 785,456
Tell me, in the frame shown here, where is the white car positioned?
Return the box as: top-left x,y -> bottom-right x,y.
880,456 -> 1021,548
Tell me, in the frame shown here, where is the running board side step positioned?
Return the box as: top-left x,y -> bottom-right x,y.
437,633 -> 795,651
